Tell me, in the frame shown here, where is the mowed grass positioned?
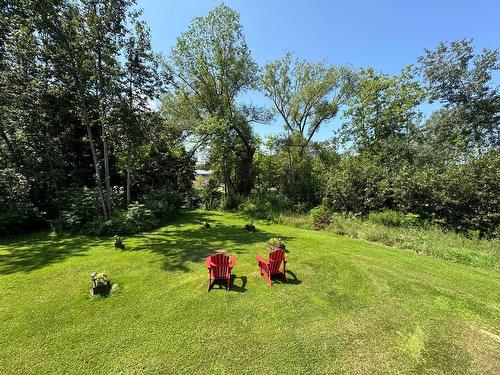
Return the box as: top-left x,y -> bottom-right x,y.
0,210 -> 499,374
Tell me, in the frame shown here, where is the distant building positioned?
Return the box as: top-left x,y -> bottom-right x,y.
194,169 -> 213,188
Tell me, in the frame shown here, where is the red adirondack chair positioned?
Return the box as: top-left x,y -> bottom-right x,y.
205,253 -> 237,291
256,248 -> 287,287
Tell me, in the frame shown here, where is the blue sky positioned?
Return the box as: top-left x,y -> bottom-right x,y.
137,0 -> 500,141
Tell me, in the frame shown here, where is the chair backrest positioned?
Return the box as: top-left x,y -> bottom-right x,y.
208,253 -> 229,278
269,249 -> 285,273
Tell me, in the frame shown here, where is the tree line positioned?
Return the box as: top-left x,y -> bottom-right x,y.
1,2 -> 499,237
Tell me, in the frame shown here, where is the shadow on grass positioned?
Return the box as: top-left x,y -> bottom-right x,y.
0,211 -> 292,275
0,233 -> 99,275
231,275 -> 248,293
209,275 -> 248,293
128,211 -> 293,272
270,270 -> 302,285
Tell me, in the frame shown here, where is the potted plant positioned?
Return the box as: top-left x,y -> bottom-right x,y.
244,220 -> 256,232
114,235 -> 124,249
268,237 -> 286,251
90,272 -> 111,296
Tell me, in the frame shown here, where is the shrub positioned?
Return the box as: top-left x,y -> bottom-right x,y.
141,187 -> 182,221
221,192 -> 243,210
185,189 -> 201,209
368,210 -> 404,227
200,187 -> 223,210
239,201 -> 259,220
52,187 -> 101,233
54,186 -> 181,235
0,168 -> 41,234
328,213 -> 363,237
309,205 -> 331,230
101,203 -> 157,235
238,194 -> 292,221
368,210 -> 425,228
401,213 -> 423,228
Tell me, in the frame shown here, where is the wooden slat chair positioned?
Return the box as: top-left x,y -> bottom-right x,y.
256,248 -> 287,287
205,252 -> 237,291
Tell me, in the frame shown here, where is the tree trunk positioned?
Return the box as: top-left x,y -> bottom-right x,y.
78,88 -> 108,219
97,39 -> 112,217
222,158 -> 235,203
43,142 -> 62,219
102,132 -> 112,215
126,148 -> 131,207
237,145 -> 255,196
0,126 -> 18,164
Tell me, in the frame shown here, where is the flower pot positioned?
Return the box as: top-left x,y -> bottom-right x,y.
92,282 -> 111,296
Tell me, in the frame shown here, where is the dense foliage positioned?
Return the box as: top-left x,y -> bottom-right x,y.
1,2 -> 499,238
0,0 -> 194,234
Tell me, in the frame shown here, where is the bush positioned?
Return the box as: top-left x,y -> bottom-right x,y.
401,213 -> 424,228
54,186 -> 181,235
0,168 -> 41,234
238,194 -> 292,221
368,210 -> 404,227
104,203 -> 157,235
309,205 -> 331,230
200,187 -> 223,210
221,192 -> 244,210
185,189 -> 201,209
368,210 -> 426,228
142,187 -> 182,221
54,187 -> 101,232
274,211 -> 499,270
328,212 -> 363,237
239,200 -> 259,220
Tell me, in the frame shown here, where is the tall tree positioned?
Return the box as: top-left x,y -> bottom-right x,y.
418,39 -> 500,154
82,0 -> 132,216
164,4 -> 264,197
41,0 -> 135,218
42,0 -> 109,218
262,53 -> 355,155
0,2 -> 66,217
117,13 -> 162,206
340,66 -> 426,162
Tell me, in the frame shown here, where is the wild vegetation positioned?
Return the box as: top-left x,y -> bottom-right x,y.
2,2 -> 499,245
1,2 -> 499,373
276,210 -> 499,271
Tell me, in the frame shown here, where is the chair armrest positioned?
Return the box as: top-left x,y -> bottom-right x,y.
256,255 -> 268,266
229,256 -> 237,269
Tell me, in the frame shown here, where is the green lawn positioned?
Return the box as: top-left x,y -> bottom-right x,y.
1,210 -> 499,374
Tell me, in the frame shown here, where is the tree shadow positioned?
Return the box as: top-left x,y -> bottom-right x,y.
0,211 -> 294,276
0,233 -> 97,275
128,211 -> 294,272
